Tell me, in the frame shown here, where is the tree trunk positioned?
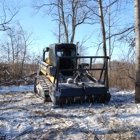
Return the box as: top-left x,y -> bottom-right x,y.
98,0 -> 108,88
98,0 -> 107,57
60,0 -> 69,43
134,0 -> 140,103
70,0 -> 76,43
58,0 -> 61,43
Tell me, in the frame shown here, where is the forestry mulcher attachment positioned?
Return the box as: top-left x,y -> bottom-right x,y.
34,43 -> 111,106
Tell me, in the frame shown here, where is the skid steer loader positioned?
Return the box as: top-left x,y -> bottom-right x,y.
34,43 -> 111,106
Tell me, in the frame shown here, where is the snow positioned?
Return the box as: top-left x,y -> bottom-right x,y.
0,85 -> 34,94
0,85 -> 140,139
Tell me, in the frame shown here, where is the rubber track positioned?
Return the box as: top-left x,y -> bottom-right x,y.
37,75 -> 51,94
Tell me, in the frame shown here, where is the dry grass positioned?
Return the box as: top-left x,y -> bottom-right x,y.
91,61 -> 135,90
108,61 -> 135,89
0,63 -> 37,85
0,61 -> 135,89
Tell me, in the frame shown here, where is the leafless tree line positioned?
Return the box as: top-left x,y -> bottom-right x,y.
0,0 -> 137,92
0,23 -> 37,85
0,1 -> 38,85
32,0 -> 133,56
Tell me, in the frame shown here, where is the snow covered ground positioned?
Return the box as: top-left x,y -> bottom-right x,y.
0,85 -> 140,140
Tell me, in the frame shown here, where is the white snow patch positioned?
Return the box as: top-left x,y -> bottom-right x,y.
0,85 -> 34,93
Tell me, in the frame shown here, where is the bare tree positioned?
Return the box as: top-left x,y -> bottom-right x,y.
32,0 -> 95,43
134,0 -> 140,103
93,0 -> 108,87
0,0 -> 21,31
0,23 -> 35,79
98,0 -> 107,57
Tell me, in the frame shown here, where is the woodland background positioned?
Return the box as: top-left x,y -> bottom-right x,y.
0,0 -> 135,89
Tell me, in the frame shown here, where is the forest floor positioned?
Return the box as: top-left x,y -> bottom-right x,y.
0,85 -> 140,140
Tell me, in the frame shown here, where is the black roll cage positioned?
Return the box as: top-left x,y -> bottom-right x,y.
54,56 -> 109,89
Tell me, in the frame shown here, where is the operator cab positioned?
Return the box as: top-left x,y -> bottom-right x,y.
43,43 -> 77,76
56,44 -> 76,75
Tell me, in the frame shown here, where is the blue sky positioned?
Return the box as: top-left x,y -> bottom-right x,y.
15,0 -> 104,56
2,0 -> 134,59
16,1 -> 56,54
